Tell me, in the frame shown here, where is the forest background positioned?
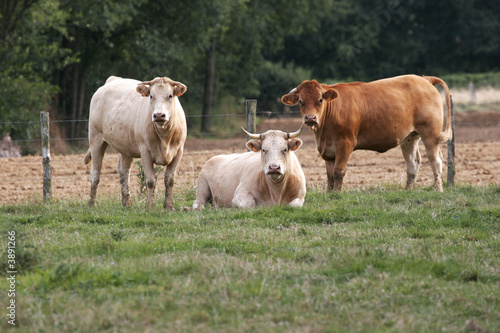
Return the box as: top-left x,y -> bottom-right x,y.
1,0 -> 499,149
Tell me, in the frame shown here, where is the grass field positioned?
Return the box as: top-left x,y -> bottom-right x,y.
1,185 -> 499,332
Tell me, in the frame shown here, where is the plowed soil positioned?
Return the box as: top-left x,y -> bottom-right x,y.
1,112 -> 499,205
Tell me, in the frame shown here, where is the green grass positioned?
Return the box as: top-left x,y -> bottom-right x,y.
1,185 -> 499,332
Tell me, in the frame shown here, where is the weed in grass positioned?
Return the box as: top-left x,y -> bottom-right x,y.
135,160 -> 163,193
84,215 -> 114,225
110,229 -> 126,241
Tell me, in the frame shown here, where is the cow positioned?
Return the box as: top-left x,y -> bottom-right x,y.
192,126 -> 307,209
84,76 -> 187,209
281,74 -> 452,192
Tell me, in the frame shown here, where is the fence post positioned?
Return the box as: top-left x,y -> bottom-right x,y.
447,95 -> 455,187
468,82 -> 476,105
245,99 -> 257,150
40,111 -> 52,202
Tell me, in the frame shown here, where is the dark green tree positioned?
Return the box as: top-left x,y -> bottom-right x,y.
0,0 -> 74,142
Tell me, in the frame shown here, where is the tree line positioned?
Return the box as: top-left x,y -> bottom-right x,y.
1,0 -> 499,144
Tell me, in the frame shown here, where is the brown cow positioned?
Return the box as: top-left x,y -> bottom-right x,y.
281,74 -> 452,192
84,76 -> 187,209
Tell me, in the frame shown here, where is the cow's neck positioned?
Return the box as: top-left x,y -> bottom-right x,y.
266,174 -> 287,204
261,168 -> 293,205
153,119 -> 172,136
149,113 -> 186,165
152,112 -> 184,141
312,105 -> 336,159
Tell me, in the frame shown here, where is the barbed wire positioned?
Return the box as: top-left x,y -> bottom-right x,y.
2,119 -> 499,144
1,102 -> 499,144
0,110 -> 304,125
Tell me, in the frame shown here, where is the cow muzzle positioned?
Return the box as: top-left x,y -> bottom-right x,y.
266,163 -> 283,181
304,114 -> 318,126
152,112 -> 168,123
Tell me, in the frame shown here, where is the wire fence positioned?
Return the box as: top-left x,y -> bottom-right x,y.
1,100 -> 499,203
0,111 -> 306,144
1,114 -> 499,144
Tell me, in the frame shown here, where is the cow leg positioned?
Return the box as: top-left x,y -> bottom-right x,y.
325,160 -> 336,192
288,198 -> 304,207
193,173 -> 211,210
327,141 -> 353,192
164,149 -> 183,210
400,135 -> 422,189
118,154 -> 133,207
232,188 -> 256,208
88,138 -> 108,207
422,138 -> 444,192
140,154 -> 158,209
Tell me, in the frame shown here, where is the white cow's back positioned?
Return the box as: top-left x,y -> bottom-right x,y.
199,152 -> 261,207
89,77 -> 150,157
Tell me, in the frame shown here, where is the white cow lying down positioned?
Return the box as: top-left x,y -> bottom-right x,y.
193,126 -> 307,209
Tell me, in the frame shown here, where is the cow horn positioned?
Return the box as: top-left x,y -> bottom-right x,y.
241,126 -> 261,139
286,123 -> 303,139
288,87 -> 297,94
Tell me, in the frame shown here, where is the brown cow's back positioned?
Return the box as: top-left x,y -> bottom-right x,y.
320,75 -> 447,153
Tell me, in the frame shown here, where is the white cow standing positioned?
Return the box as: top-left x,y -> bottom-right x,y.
193,126 -> 307,209
84,76 -> 187,209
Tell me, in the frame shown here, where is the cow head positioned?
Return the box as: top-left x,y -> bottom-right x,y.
242,126 -> 303,183
136,77 -> 187,124
281,80 -> 338,128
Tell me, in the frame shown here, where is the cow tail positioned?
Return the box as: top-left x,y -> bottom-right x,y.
83,150 -> 92,165
423,76 -> 453,142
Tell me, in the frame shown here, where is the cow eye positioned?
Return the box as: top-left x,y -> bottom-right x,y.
262,149 -> 267,154
282,149 -> 287,154
299,100 -> 304,106
318,99 -> 323,105
149,95 -> 153,100
169,94 -> 173,100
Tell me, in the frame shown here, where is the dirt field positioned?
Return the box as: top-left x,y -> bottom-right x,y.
1,112 -> 499,205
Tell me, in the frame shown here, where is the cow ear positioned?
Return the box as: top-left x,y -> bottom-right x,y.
246,140 -> 261,153
322,89 -> 338,101
288,138 -> 303,152
172,82 -> 187,97
136,84 -> 150,97
281,93 -> 299,106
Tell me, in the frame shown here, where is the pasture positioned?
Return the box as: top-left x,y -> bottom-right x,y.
1,107 -> 499,332
1,185 -> 499,332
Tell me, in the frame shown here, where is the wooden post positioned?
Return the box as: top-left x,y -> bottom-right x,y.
447,96 -> 455,187
40,111 -> 52,202
468,82 -> 476,105
246,99 -> 257,150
